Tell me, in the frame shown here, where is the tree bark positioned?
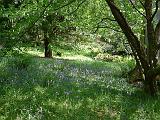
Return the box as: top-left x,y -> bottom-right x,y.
44,33 -> 52,58
105,0 -> 149,71
44,38 -> 52,58
105,0 -> 158,96
145,0 -> 157,68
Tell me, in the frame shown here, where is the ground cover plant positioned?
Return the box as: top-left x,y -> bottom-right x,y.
2,0 -> 160,119
1,55 -> 160,120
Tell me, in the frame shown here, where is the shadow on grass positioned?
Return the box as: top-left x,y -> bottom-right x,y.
0,56 -> 159,119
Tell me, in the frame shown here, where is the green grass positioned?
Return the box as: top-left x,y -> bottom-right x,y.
0,55 -> 160,120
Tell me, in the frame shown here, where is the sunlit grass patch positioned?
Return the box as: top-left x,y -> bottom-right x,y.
1,56 -> 160,119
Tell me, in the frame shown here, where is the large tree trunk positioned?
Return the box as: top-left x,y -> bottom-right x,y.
145,0 -> 157,68
44,38 -> 52,58
105,0 -> 159,96
44,33 -> 52,58
144,74 -> 157,96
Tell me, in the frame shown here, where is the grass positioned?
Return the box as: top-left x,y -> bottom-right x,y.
1,55 -> 160,120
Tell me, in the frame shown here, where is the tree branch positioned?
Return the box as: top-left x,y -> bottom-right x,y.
105,0 -> 149,70
66,0 -> 86,16
155,20 -> 160,44
100,17 -> 116,22
138,0 -> 145,8
151,0 -> 159,21
54,0 -> 76,11
93,17 -> 117,33
18,0 -> 76,39
129,0 -> 146,18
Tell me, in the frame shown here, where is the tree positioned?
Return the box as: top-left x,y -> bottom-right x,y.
0,0 -> 79,57
105,0 -> 160,96
31,12 -> 65,58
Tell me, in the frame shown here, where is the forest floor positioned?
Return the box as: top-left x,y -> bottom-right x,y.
1,54 -> 160,120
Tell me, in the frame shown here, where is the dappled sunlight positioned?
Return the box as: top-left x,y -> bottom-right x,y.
60,55 -> 94,61
26,50 -> 44,57
1,0 -> 160,119
1,56 -> 160,119
24,47 -> 95,62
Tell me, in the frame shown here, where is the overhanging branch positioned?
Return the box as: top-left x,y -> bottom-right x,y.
66,0 -> 86,16
100,17 -> 116,22
129,0 -> 146,18
105,0 -> 149,70
18,0 -> 76,39
93,17 -> 117,33
138,0 -> 145,8
155,20 -> 160,44
151,0 -> 159,21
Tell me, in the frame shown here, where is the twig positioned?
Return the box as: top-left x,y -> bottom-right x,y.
66,0 -> 86,16
151,0 -> 160,20
129,0 -> 146,18
138,0 -> 145,8
18,0 -> 76,39
100,17 -> 116,22
93,17 -> 117,33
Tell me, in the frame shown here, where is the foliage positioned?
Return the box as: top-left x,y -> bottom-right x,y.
0,0 -> 133,56
0,0 -> 79,54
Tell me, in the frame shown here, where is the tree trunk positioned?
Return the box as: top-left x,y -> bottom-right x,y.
44,32 -> 52,58
145,0 -> 157,68
144,74 -> 157,96
105,0 -> 158,96
144,66 -> 160,96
